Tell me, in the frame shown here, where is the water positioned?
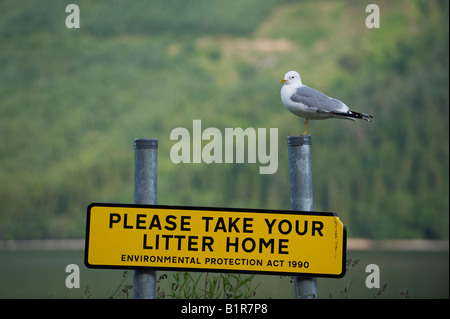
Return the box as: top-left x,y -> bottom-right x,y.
0,250 -> 448,298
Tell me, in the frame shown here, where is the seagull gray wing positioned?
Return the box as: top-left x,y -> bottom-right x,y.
290,86 -> 347,113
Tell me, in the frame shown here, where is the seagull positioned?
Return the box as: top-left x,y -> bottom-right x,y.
280,70 -> 373,135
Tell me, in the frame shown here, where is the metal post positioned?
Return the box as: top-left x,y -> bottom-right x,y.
133,138 -> 158,299
287,135 -> 318,299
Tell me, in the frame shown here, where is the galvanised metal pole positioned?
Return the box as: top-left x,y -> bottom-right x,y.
287,135 -> 318,299
133,138 -> 158,299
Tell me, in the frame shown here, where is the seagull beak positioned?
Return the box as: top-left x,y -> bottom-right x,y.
279,78 -> 287,83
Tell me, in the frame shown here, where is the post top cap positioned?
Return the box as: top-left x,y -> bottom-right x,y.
287,135 -> 311,146
134,138 -> 158,149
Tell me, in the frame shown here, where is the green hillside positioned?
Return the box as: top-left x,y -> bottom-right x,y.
0,0 -> 448,240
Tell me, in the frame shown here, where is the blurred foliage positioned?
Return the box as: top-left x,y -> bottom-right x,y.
0,0 -> 448,239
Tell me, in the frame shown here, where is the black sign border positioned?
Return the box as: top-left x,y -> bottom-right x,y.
85,203 -> 347,278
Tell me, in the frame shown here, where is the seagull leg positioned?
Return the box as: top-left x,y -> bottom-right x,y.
303,118 -> 308,135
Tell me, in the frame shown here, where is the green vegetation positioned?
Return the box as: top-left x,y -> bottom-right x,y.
159,272 -> 260,299
0,0 -> 448,240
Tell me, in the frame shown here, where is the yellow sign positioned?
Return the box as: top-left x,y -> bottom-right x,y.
85,203 -> 346,277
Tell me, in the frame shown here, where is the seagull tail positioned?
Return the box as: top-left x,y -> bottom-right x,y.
334,110 -> 373,122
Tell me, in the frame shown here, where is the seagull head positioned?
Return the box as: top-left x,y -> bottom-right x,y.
279,70 -> 302,85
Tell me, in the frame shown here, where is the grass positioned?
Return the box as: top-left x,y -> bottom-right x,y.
0,250 -> 447,299
161,272 -> 260,299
